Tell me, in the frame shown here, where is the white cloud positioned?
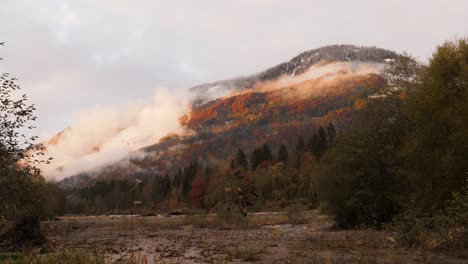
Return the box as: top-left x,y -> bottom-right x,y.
39,89 -> 186,180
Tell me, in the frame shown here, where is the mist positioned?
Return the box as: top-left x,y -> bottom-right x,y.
39,89 -> 187,180
253,61 -> 382,95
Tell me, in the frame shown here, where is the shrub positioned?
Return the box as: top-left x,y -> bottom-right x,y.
396,185 -> 468,256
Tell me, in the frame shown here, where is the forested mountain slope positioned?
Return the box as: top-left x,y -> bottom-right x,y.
58,45 -> 397,189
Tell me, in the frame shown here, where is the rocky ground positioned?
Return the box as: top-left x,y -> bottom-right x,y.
40,211 -> 467,264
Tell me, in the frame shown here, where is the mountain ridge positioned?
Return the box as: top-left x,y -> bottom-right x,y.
53,44 -> 397,187
190,44 -> 397,105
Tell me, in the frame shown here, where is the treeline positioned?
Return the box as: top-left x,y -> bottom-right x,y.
66,123 -> 337,214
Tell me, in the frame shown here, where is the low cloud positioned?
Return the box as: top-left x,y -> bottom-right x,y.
255,61 -> 384,98
40,89 -> 187,180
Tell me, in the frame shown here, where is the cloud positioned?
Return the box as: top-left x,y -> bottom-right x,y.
39,89 -> 187,180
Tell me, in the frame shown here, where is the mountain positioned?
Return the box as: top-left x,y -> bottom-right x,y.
56,44 -> 397,188
190,44 -> 396,105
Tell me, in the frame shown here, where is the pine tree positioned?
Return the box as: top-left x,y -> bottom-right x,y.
310,127 -> 327,160
262,143 -> 274,161
251,144 -> 273,170
235,148 -> 248,169
182,162 -> 199,201
296,136 -> 305,153
162,174 -> 171,199
277,143 -> 289,165
251,148 -> 262,170
326,122 -> 336,146
296,136 -> 305,168
153,175 -> 171,203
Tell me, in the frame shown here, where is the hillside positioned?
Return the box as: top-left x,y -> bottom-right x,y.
56,45 -> 396,188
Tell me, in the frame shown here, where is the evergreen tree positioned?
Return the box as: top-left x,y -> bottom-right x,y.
277,143 -> 289,165
326,122 -> 336,146
309,127 -> 328,160
182,162 -> 199,200
316,127 -> 327,159
251,148 -> 262,170
296,136 -> 306,168
235,148 -> 248,169
152,174 -> 171,202
250,143 -> 274,170
262,143 -> 274,161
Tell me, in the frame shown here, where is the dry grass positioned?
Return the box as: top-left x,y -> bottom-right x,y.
6,211 -> 464,264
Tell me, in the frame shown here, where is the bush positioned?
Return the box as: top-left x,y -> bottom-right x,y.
0,215 -> 46,251
396,186 -> 468,256
216,205 -> 249,229
286,204 -> 307,225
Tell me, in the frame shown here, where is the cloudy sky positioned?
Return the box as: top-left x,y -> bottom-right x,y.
1,0 -> 467,137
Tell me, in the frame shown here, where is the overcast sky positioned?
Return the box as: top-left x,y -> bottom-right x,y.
1,0 -> 467,136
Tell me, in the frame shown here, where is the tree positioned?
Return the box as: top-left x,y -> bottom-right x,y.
250,148 -> 263,170
190,174 -> 208,208
318,96 -> 409,228
250,143 -> 274,170
0,46 -> 51,219
402,38 -> 468,211
315,127 -> 327,159
308,127 -> 328,160
152,175 -> 171,203
182,162 -> 199,201
326,122 -> 336,146
382,52 -> 421,94
262,143 -> 273,161
0,45 -> 54,250
234,148 -> 248,169
277,143 -> 288,165
295,136 -> 305,168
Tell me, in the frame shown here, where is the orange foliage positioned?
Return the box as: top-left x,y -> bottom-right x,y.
190,174 -> 208,207
354,99 -> 367,109
182,74 -> 385,130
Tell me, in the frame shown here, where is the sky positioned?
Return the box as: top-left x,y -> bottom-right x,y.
0,0 -> 467,138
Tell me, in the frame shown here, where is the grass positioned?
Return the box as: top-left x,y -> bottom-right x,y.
0,250 -> 160,264
0,250 -> 108,264
7,211 -> 465,264
232,245 -> 263,261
